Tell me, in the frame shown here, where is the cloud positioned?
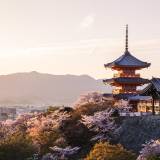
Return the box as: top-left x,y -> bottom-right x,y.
80,15 -> 95,29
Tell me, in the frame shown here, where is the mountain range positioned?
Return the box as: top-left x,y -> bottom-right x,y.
0,71 -> 111,106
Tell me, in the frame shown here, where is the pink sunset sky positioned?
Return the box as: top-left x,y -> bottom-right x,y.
0,0 -> 160,79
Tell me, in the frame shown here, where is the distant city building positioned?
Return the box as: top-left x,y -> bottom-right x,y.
0,107 -> 16,120
103,25 -> 152,112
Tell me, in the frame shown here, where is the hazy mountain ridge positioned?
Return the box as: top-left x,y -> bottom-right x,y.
0,71 -> 111,106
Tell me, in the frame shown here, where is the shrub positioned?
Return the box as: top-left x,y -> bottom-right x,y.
35,130 -> 62,155
46,106 -> 60,114
0,132 -> 37,160
75,102 -> 112,116
137,139 -> 160,160
81,109 -> 116,141
85,142 -> 136,160
148,156 -> 160,160
27,109 -> 70,155
59,111 -> 92,146
74,92 -> 112,116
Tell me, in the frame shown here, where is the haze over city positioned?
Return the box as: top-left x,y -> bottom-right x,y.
0,0 -> 160,79
1,1 -> 160,160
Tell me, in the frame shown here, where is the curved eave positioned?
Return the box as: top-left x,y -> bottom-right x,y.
113,93 -> 136,100
140,78 -> 160,96
103,93 -> 137,100
103,78 -> 150,86
104,63 -> 151,70
103,93 -> 114,101
104,51 -> 151,70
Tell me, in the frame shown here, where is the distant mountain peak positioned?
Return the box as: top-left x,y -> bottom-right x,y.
30,71 -> 40,74
0,72 -> 111,105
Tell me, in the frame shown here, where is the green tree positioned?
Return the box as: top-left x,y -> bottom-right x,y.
148,156 -> 160,160
37,130 -> 64,155
75,102 -> 112,116
0,132 -> 37,160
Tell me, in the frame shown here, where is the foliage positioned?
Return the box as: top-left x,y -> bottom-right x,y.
114,116 -> 160,153
26,109 -> 70,155
85,142 -> 136,160
74,92 -> 112,115
2,93 -> 160,159
81,109 -> 117,141
60,110 -> 92,146
46,106 -> 60,114
148,157 -> 160,160
74,92 -> 104,106
0,131 -> 37,160
137,139 -> 160,160
41,146 -> 80,160
0,109 -> 72,159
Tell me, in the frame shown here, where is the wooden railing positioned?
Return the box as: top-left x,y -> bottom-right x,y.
113,73 -> 140,78
119,112 -> 152,117
113,89 -> 137,94
113,88 -> 123,94
113,88 -> 137,94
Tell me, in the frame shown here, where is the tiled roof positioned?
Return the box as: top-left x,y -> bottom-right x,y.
103,77 -> 150,85
113,93 -> 136,100
104,51 -> 151,68
103,93 -> 135,100
141,78 -> 160,94
151,78 -> 160,92
128,95 -> 152,101
102,93 -> 114,100
103,93 -> 152,101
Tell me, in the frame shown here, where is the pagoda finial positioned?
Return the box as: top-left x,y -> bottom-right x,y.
125,24 -> 128,52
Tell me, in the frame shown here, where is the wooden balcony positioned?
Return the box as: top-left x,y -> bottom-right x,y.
113,73 -> 140,78
113,88 -> 123,94
113,88 -> 137,94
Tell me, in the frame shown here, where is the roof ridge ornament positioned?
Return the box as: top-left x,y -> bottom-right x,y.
125,24 -> 128,52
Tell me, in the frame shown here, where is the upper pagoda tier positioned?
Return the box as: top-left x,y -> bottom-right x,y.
104,50 -> 151,70
105,25 -> 150,70
103,25 -> 151,101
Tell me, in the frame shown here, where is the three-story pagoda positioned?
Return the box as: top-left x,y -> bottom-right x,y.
103,25 -> 151,105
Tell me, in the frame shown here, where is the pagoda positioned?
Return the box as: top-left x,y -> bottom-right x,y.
103,25 -> 151,109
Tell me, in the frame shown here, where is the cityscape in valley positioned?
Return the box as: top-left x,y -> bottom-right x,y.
1,1 -> 160,160
1,26 -> 158,121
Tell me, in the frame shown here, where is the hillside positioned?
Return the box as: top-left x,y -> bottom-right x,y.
0,71 -> 111,105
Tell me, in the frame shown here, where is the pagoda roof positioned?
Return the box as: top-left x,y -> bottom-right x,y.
113,93 -> 136,100
103,93 -> 134,100
102,93 -> 114,101
103,77 -> 150,85
104,51 -> 151,69
103,93 -> 151,101
128,95 -> 152,101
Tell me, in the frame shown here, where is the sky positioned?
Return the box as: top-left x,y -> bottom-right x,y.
0,0 -> 160,79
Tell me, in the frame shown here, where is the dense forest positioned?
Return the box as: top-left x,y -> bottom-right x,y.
0,92 -> 160,160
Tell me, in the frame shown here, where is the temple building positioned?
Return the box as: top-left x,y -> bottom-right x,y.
103,25 -> 151,111
139,78 -> 160,114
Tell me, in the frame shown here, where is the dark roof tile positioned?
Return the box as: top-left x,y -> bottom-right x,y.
105,51 -> 150,68
103,77 -> 150,85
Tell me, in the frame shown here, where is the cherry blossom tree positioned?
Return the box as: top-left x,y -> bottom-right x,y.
74,92 -> 104,108
137,139 -> 160,160
26,109 -> 71,154
41,146 -> 80,160
81,109 -> 117,141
